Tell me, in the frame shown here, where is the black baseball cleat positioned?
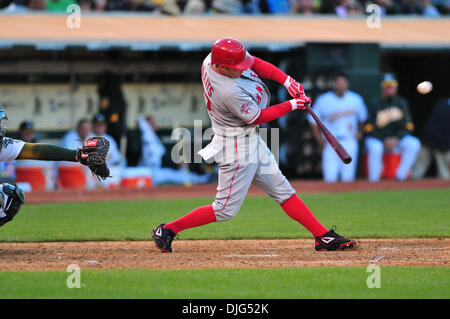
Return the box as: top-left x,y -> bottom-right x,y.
315,227 -> 358,251
152,224 -> 177,253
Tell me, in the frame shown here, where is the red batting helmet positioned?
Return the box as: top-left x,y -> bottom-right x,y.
211,37 -> 254,71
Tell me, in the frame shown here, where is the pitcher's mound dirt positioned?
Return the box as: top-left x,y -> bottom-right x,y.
0,238 -> 448,271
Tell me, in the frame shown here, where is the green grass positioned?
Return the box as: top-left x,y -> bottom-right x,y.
0,188 -> 448,299
0,188 -> 448,242
0,267 -> 448,299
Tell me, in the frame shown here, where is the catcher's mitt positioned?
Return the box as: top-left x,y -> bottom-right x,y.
77,136 -> 111,180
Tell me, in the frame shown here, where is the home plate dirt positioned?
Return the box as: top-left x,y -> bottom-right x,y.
0,238 -> 448,271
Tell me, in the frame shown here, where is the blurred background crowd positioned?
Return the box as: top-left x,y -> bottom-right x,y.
1,0 -> 449,16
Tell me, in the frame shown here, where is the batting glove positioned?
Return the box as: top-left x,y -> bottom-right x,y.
289,96 -> 311,111
284,76 -> 305,99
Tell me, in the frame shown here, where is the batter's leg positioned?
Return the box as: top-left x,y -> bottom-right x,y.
251,137 -> 328,237
163,136 -> 258,234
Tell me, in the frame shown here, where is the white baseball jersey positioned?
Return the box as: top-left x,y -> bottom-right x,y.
0,137 -> 25,162
307,90 -> 367,139
201,53 -> 270,136
307,90 -> 367,182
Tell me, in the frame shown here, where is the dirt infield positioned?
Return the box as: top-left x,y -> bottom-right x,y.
0,238 -> 448,271
5,179 -> 447,271
26,178 -> 450,205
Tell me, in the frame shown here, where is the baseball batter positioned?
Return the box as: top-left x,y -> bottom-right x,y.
152,38 -> 357,252
0,106 -> 110,227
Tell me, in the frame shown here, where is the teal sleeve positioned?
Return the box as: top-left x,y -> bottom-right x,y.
17,143 -> 78,162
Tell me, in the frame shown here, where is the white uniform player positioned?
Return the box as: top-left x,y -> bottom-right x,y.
308,72 -> 367,183
152,38 -> 358,253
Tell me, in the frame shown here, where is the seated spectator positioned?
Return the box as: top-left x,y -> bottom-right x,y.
412,97 -> 450,180
364,74 -> 421,182
433,0 -> 450,14
366,0 -> 402,15
399,0 -> 421,14
295,0 -> 317,14
90,114 -> 124,188
2,0 -> 29,12
61,118 -> 91,150
319,0 -> 336,13
94,0 -> 107,10
27,0 -> 45,9
78,0 -> 93,10
60,119 -> 95,188
138,116 -> 211,186
241,0 -> 262,13
418,0 -> 441,16
335,0 -> 364,17
78,0 -> 107,10
18,121 -> 37,143
45,0 -> 77,11
264,0 -> 292,13
106,0 -> 158,11
211,0 -> 243,14
15,120 -> 56,190
183,0 -> 206,14
91,114 -> 122,167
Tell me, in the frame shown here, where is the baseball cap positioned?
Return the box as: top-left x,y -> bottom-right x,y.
382,73 -> 398,87
19,121 -> 34,131
92,114 -> 106,124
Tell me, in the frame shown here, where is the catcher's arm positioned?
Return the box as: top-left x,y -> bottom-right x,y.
17,137 -> 111,180
17,143 -> 78,162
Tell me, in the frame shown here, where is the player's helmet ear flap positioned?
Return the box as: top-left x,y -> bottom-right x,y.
211,37 -> 254,71
0,107 -> 8,151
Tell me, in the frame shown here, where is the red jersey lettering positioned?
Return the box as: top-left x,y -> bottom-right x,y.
256,85 -> 264,104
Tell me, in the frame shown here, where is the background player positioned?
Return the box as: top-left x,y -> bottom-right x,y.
152,37 -> 357,252
308,71 -> 367,183
364,73 -> 421,182
0,106 -> 109,227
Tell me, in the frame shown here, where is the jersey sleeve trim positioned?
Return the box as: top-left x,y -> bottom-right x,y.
247,107 -> 262,124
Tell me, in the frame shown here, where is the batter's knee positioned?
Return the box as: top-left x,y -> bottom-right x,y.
276,190 -> 296,205
212,201 -> 238,222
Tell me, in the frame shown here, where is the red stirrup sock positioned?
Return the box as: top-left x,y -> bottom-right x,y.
163,205 -> 216,234
281,194 -> 328,237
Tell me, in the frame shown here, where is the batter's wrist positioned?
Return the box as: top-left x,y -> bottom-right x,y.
289,99 -> 297,111
284,76 -> 293,89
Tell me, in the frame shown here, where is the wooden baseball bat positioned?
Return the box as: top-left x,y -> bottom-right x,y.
305,103 -> 352,164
